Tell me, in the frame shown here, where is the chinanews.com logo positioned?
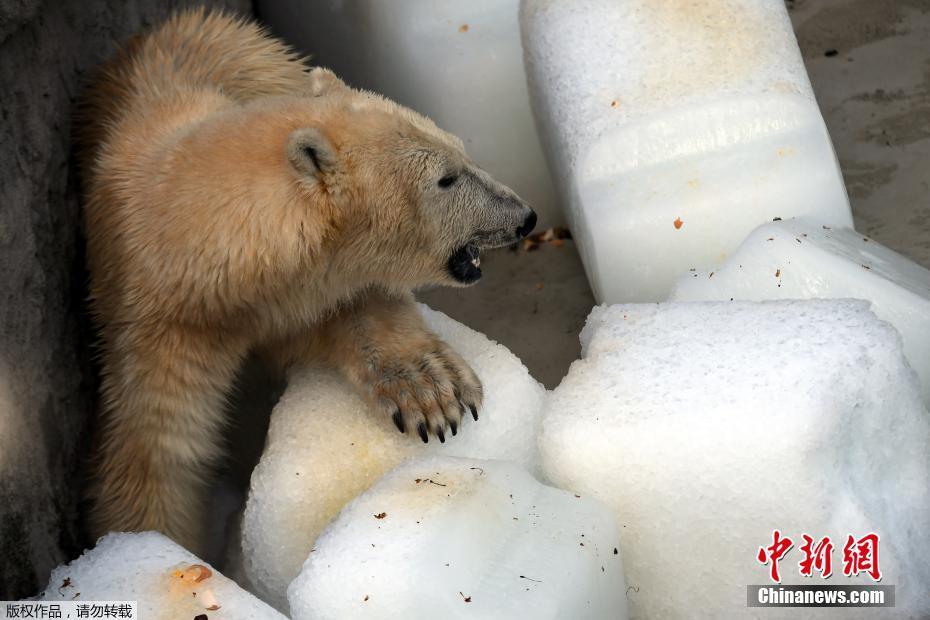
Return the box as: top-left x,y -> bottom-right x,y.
748,530 -> 895,608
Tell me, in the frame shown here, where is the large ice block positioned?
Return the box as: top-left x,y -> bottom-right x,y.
670,217 -> 930,403
542,300 -> 930,619
257,0 -> 562,228
38,532 -> 284,619
287,456 -> 627,620
241,305 -> 546,611
520,0 -> 853,303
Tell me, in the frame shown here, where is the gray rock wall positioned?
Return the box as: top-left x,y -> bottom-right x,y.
0,0 -> 250,599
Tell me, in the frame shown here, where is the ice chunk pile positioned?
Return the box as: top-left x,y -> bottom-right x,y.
520,0 -> 852,303
39,532 -> 283,619
241,305 -> 546,611
258,0 -> 561,228
287,456 -> 627,620
542,300 -> 930,619
670,217 -> 930,403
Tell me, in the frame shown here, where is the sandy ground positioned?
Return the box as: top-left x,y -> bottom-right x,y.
208,0 -> 930,566
792,0 -> 930,266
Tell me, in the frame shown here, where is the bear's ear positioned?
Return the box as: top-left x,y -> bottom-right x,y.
286,127 -> 338,179
307,67 -> 348,97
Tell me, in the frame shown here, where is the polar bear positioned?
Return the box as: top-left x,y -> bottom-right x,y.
79,9 -> 536,551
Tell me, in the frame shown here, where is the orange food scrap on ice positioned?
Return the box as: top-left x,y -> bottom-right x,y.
173,564 -> 212,583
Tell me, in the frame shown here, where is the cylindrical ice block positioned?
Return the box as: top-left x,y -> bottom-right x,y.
520,0 -> 853,302
257,0 -> 563,229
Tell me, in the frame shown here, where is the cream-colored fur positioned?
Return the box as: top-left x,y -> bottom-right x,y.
79,9 -> 535,552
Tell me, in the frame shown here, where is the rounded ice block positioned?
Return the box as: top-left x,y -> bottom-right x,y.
520,0 -> 853,302
257,0 -> 562,229
287,456 -> 627,620
670,217 -> 930,404
240,305 -> 546,612
39,532 -> 284,619
542,300 -> 930,619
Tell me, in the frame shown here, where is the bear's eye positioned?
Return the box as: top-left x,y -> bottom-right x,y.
437,174 -> 459,189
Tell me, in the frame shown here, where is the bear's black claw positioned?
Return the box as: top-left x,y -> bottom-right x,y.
392,410 -> 405,433
417,422 -> 428,443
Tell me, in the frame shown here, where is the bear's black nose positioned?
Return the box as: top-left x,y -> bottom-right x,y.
516,211 -> 537,239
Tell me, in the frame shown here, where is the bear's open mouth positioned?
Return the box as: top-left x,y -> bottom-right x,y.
447,243 -> 481,284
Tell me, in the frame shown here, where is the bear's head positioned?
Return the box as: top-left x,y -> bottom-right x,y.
280,68 -> 537,289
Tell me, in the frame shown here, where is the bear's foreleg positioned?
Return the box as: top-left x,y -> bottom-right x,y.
88,323 -> 246,553
277,289 -> 483,443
